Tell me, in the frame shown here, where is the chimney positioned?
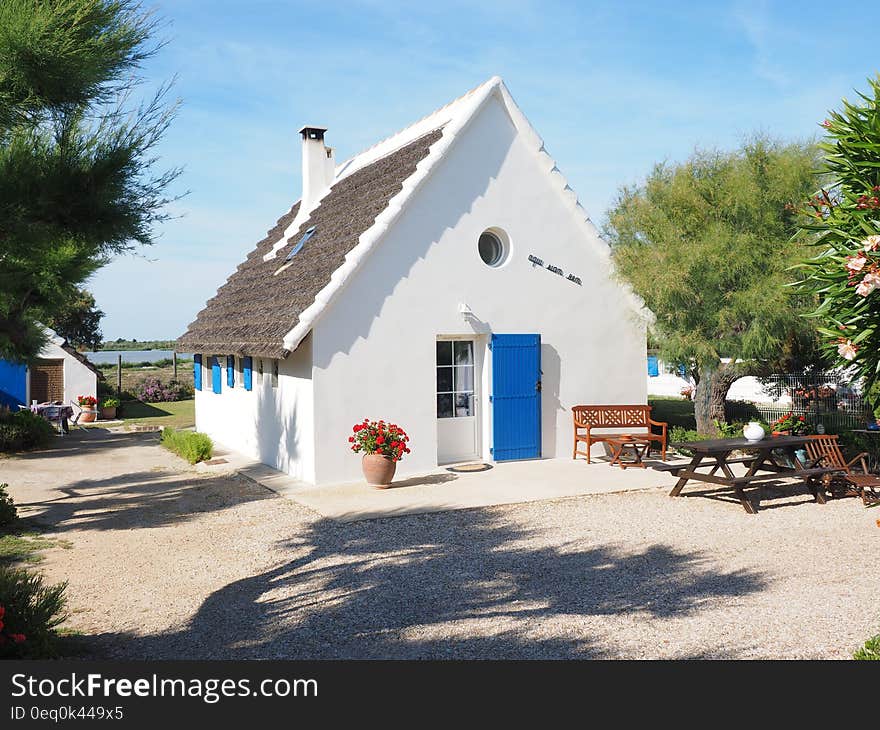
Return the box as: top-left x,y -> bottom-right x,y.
299,125 -> 335,212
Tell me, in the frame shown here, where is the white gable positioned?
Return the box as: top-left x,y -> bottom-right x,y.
279,76 -> 647,354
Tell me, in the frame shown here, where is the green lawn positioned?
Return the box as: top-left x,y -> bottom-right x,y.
120,399 -> 195,430
0,525 -> 70,566
649,396 -> 696,429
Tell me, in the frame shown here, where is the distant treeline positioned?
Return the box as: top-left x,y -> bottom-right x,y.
98,339 -> 177,351
97,357 -> 192,370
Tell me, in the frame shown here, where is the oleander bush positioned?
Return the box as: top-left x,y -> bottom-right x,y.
0,409 -> 54,452
0,567 -> 67,659
135,377 -> 194,403
161,428 -> 212,464
0,484 -> 17,527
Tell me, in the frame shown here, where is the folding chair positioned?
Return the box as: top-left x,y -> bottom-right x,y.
802,434 -> 880,505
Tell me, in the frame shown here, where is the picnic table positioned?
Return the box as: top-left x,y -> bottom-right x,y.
656,435 -> 844,514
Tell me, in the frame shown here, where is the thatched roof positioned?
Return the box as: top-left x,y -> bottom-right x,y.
177,128 -> 442,358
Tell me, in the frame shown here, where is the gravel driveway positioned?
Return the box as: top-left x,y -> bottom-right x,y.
3,429 -> 878,659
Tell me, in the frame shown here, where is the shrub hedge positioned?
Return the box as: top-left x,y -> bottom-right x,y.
135,378 -> 194,403
0,410 -> 54,452
0,484 -> 17,527
161,428 -> 212,464
0,567 -> 67,659
854,634 -> 880,660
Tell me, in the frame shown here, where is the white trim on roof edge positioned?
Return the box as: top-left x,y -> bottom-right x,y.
281,76 -> 648,353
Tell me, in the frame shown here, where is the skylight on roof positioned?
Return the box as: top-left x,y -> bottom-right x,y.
285,226 -> 316,262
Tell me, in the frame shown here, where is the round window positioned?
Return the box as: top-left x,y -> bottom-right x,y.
478,230 -> 509,267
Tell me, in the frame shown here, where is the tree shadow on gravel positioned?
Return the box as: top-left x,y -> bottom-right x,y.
93,509 -> 769,659
17,470 -> 272,532
6,429 -> 161,460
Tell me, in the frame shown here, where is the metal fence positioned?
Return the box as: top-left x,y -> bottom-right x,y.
725,372 -> 872,432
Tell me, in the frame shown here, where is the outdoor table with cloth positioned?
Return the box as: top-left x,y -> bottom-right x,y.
29,403 -> 73,434
658,435 -> 844,514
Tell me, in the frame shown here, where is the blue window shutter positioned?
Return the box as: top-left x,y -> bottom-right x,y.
647,355 -> 659,377
193,355 -> 202,391
211,356 -> 221,394
243,357 -> 253,391
226,356 -> 235,387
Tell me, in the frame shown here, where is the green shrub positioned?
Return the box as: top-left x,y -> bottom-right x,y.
0,410 -> 55,452
161,428 -> 212,464
854,634 -> 880,660
0,484 -> 17,527
0,566 -> 67,659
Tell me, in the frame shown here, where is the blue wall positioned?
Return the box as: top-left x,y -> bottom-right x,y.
0,360 -> 27,409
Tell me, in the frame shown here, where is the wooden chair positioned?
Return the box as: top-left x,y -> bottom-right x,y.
572,405 -> 667,463
802,434 -> 880,505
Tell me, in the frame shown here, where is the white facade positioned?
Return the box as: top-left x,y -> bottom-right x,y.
27,329 -> 98,404
194,79 -> 647,486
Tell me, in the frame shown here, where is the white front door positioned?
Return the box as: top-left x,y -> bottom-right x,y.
436,339 -> 479,464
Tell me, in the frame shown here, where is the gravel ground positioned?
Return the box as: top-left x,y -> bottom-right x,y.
3,429 -> 879,659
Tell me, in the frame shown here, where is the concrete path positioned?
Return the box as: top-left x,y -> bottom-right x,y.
199,440 -> 684,522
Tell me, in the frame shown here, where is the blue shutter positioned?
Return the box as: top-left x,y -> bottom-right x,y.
243,357 -> 253,391
211,356 -> 221,394
491,334 -> 542,461
193,355 -> 202,391
647,355 -> 659,377
226,356 -> 235,387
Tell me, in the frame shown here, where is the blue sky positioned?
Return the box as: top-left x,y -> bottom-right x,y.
89,0 -> 880,340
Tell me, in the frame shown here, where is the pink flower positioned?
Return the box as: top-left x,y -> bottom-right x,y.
838,339 -> 858,361
862,235 -> 880,252
856,271 -> 880,297
846,255 -> 867,273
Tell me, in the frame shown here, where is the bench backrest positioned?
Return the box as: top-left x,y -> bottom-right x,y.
572,405 -> 652,429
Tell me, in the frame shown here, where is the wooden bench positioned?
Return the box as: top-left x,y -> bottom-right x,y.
651,456 -> 758,475
572,405 -> 667,463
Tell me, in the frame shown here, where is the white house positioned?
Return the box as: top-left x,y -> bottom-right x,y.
178,77 -> 647,486
0,327 -> 100,409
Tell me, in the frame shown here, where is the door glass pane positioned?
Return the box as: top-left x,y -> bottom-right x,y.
437,393 -> 453,419
454,393 -> 473,417
436,366 -> 453,393
454,341 -> 473,365
436,341 -> 452,366
454,366 -> 474,392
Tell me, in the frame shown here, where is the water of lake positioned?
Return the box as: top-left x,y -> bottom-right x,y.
85,349 -> 192,365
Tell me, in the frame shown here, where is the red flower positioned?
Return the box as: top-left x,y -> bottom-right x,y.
10,634 -> 25,644
376,435 -> 385,445
348,436 -> 355,442
0,606 -> 4,619
353,424 -> 362,432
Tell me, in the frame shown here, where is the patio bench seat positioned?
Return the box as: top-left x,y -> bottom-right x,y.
572,405 -> 667,463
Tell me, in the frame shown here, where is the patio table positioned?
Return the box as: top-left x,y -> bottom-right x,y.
29,403 -> 73,434
658,435 -> 844,514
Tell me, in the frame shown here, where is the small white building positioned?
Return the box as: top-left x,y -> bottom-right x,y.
0,327 -> 100,408
178,77 -> 647,485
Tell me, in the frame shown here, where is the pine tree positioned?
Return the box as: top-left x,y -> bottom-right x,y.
0,0 -> 179,361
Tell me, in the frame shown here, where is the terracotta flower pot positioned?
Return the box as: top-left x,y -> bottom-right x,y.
101,406 -> 117,420
362,453 -> 396,488
771,430 -> 790,437
80,407 -> 97,423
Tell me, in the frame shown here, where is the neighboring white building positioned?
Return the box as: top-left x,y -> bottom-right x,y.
179,77 -> 647,486
0,327 -> 100,408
